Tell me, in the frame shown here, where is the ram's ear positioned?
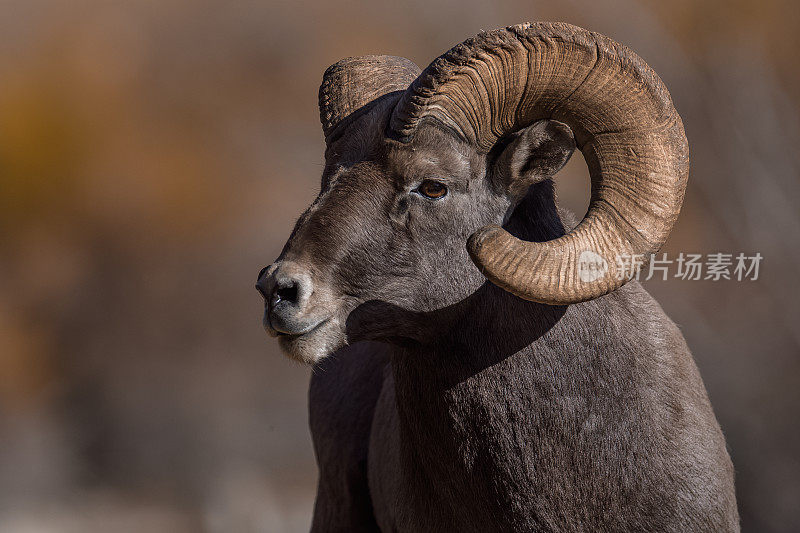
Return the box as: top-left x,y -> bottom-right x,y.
493,120 -> 576,201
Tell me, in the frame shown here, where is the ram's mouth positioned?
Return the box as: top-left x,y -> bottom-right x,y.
271,316 -> 346,365
263,305 -> 330,337
274,317 -> 329,340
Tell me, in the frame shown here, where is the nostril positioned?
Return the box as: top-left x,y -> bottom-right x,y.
262,264 -> 313,335
255,266 -> 271,298
255,284 -> 267,299
275,282 -> 299,304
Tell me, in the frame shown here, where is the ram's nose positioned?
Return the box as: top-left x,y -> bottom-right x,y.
256,261 -> 315,335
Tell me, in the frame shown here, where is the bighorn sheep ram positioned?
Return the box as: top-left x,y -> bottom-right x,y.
256,22 -> 738,532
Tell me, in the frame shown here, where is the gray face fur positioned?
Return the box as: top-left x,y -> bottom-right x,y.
257,97 -> 575,363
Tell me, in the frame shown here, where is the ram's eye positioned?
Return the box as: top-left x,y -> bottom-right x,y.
417,180 -> 448,200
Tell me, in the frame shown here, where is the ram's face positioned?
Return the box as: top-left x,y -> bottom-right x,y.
256,101 -> 509,363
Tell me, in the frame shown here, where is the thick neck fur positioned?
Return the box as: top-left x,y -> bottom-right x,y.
391,179 -> 570,387
374,178 -> 724,532
386,181 -> 580,529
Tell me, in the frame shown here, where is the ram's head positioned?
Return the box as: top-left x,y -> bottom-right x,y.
256,23 -> 688,364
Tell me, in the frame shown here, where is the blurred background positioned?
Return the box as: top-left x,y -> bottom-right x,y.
1,0 -> 798,531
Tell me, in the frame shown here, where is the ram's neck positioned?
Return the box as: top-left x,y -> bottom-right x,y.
381,183 -> 723,528
387,180 -> 572,487
388,178 -> 569,409
389,281 -> 567,428
386,281 -> 571,531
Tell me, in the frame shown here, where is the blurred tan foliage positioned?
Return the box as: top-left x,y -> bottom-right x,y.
0,1 -> 798,531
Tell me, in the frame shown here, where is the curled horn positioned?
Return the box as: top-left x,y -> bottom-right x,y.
390,22 -> 689,305
319,55 -> 420,143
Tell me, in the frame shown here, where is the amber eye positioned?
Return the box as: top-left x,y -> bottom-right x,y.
417,180 -> 448,200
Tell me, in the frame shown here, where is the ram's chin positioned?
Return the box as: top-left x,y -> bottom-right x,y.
276,320 -> 346,365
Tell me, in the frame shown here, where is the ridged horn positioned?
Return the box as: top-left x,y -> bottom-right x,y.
390,22 -> 689,305
319,55 -> 420,143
